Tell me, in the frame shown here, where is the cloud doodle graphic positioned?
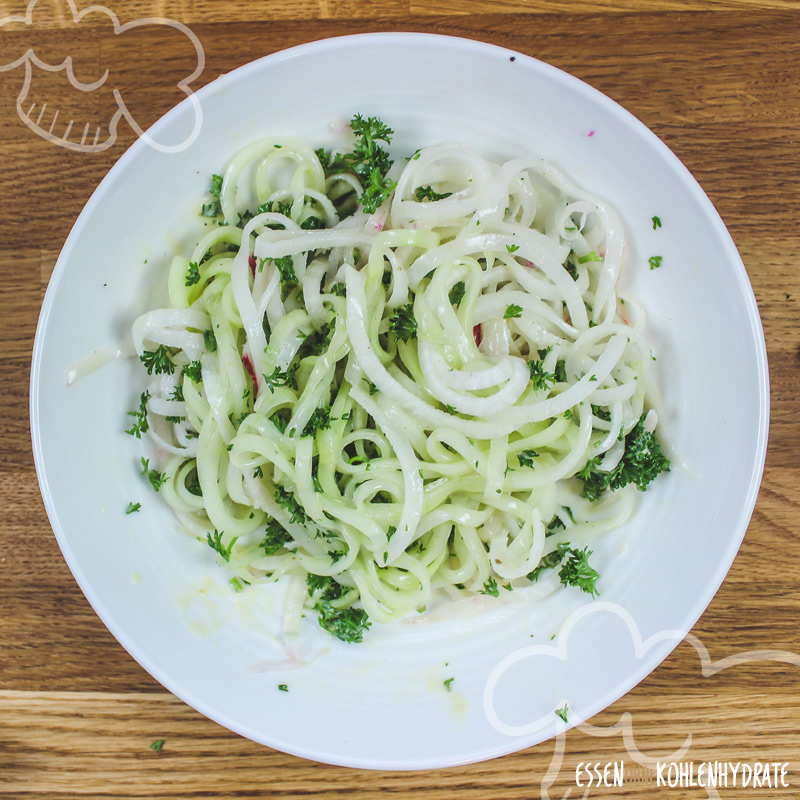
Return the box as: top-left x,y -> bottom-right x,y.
0,0 -> 204,152
483,601 -> 800,800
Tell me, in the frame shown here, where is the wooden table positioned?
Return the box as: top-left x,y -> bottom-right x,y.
2,0 -> 799,797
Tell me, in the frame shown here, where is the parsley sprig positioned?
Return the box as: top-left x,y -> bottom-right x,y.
140,346 -> 176,376
260,520 -> 292,555
414,185 -> 453,201
206,529 -> 237,562
449,281 -> 466,307
526,542 -> 600,597
577,414 -> 670,501
302,406 -> 333,438
140,457 -> 165,492
275,486 -> 307,525
200,174 -> 223,217
389,303 -> 418,342
125,391 -> 150,438
318,114 -> 397,214
262,364 -> 299,394
185,261 -> 200,286
517,449 -> 539,468
306,574 -> 371,643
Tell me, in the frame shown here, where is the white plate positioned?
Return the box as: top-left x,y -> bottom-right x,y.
30,32 -> 768,769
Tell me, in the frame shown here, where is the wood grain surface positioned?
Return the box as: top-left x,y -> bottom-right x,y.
1,1 -> 799,797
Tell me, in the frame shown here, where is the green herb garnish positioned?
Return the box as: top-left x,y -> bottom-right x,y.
577,414 -> 670,501
517,449 -> 539,468
389,303 -> 418,342
140,457 -> 165,491
125,391 -> 150,438
260,520 -> 291,555
414,185 -> 453,201
449,281 -> 466,307
183,361 -> 202,383
185,261 -> 200,286
139,346 -> 176,376
206,529 -> 237,562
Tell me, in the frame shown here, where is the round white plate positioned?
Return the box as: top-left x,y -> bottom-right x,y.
31,32 -> 768,769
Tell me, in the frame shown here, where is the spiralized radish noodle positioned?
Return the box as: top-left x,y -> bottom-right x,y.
130,122 -> 666,639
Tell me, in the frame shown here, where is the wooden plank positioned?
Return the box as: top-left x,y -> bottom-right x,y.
0,688 -> 798,797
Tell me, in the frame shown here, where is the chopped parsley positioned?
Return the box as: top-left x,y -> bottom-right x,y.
558,547 -> 600,596
274,255 -> 297,285
275,486 -> 307,525
298,320 -> 333,358
414,185 -> 453,201
527,545 -> 568,582
278,684 -> 289,692
203,328 -> 217,352
307,574 -> 371,643
649,255 -> 663,270
449,280 -> 466,307
302,406 -> 333,437
444,677 -> 455,692
577,414 -> 670,501
528,358 -> 557,392
125,501 -> 141,515
140,457 -> 165,492
506,243 -> 520,253
317,604 -> 370,643
652,215 -> 662,230
185,469 -> 201,496
504,303 -> 523,319
125,390 -> 150,438
262,364 -> 299,393
206,529 -> 237,562
183,361 -> 202,383
546,515 -> 566,533
200,173 -> 223,217
330,282 -> 346,297
260,520 -> 291,554
555,705 -> 569,723
578,250 -> 602,264
318,114 -> 397,214
527,543 -> 599,596
271,412 -> 288,434
149,739 -> 165,753
388,303 -> 418,342
480,576 -> 499,597
139,345 -> 176,376
185,261 -> 200,286
517,449 -> 538,468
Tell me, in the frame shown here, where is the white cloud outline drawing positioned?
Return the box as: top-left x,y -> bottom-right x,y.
0,0 -> 205,153
483,601 -> 688,738
483,600 -> 800,800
